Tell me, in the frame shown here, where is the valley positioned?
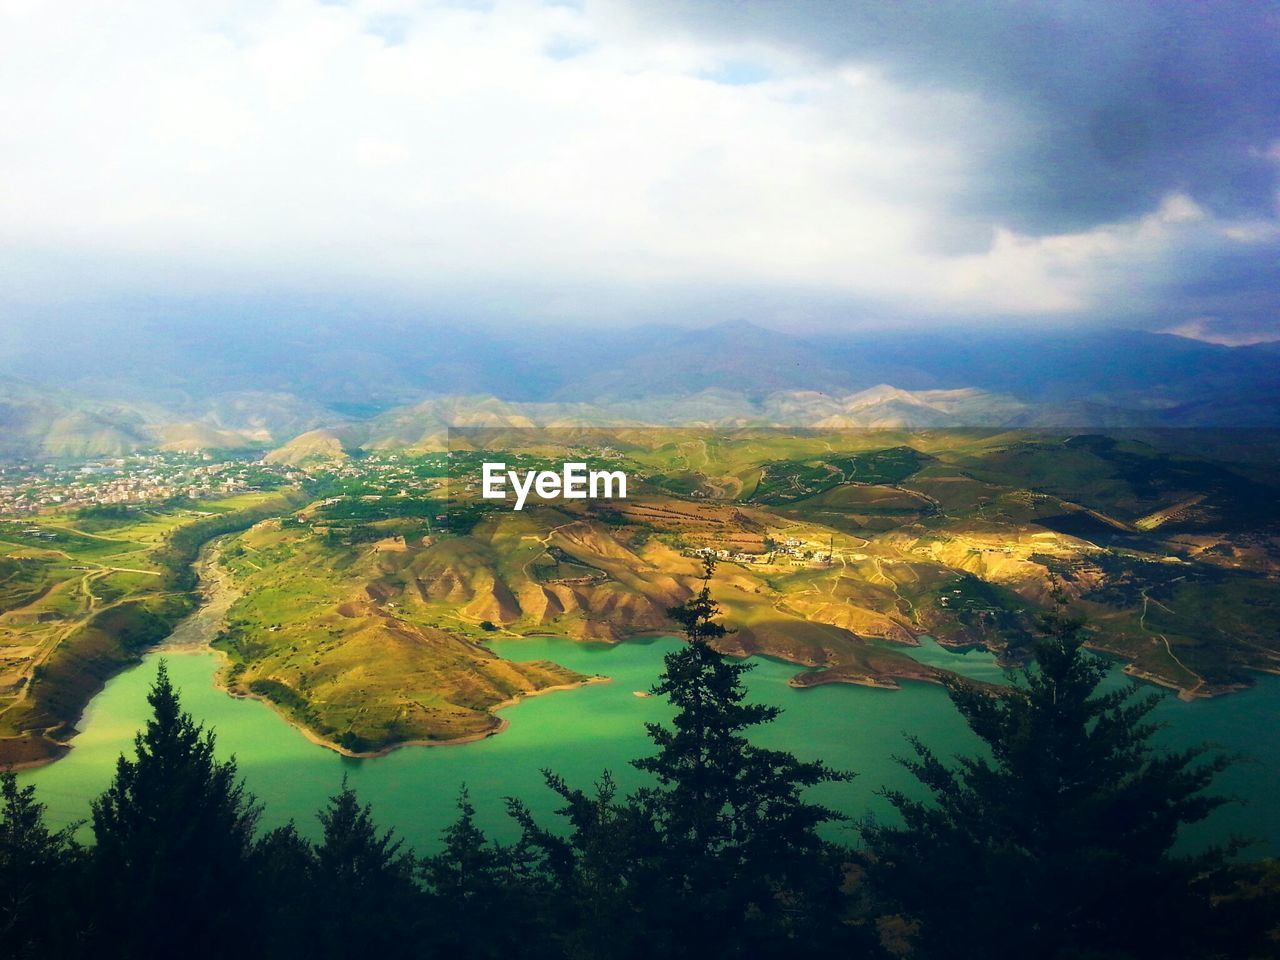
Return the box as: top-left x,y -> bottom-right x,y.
5,425 -> 1276,766
5,427 -> 1274,768
0,490 -> 307,765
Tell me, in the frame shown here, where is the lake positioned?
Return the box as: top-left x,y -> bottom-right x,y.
18,634 -> 1280,857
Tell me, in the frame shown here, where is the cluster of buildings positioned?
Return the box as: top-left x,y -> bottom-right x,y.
299,453 -> 450,495
689,536 -> 835,567
690,545 -> 766,564
0,454 -> 279,515
0,449 -> 460,518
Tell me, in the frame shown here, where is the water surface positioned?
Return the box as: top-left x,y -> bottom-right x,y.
19,636 -> 1280,856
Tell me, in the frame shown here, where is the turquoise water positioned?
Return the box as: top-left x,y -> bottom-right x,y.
18,636 -> 1280,856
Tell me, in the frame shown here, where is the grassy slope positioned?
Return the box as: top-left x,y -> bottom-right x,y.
517,429 -> 1280,696
0,491 -> 305,765
6,429 -> 1275,764
214,518 -> 589,754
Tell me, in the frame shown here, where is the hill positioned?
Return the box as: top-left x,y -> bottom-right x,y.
265,429 -> 354,465
2,322 -> 1278,462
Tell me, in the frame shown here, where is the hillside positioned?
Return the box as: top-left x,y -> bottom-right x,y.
3,324 -> 1279,461
4,426 -> 1279,764
0,491 -> 305,766
264,429 -> 353,465
205,427 -> 1280,760
213,517 -> 595,754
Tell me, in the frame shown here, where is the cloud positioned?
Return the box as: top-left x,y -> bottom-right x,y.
1162,317 -> 1280,347
0,0 -> 1275,333
621,0 -> 1280,230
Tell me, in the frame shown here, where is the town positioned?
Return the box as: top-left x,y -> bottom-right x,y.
0,451 -> 450,517
687,535 -> 837,567
0,453 -> 286,515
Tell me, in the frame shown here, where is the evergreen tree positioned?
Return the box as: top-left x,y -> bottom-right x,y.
507,772 -> 658,960
0,770 -> 84,958
862,588 -> 1251,960
90,660 -> 261,959
302,778 -> 422,960
519,559 -> 863,958
632,558 -> 856,956
252,822 -> 318,960
422,786 -> 556,959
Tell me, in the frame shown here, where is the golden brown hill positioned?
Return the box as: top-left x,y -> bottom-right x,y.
217,502 -> 962,755
264,429 -> 350,465
155,422 -> 259,451
216,516 -> 595,754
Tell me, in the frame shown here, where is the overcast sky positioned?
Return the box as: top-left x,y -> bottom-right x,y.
1,0 -> 1277,341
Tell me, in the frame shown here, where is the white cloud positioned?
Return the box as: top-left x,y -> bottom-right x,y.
1161,316 -> 1280,347
0,0 -> 1274,324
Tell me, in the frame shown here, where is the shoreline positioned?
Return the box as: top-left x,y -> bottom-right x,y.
2,536 -> 238,772
789,674 -> 904,691
192,543 -> 616,759
213,665 -> 612,760
1,743 -> 70,772
13,537 -> 1254,770
11,533 -> 618,768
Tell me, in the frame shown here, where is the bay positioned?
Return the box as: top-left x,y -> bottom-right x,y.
18,634 -> 1280,857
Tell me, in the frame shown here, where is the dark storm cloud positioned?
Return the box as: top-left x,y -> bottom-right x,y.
1,0 -> 1274,335
630,0 -> 1280,234
1166,241 -> 1280,331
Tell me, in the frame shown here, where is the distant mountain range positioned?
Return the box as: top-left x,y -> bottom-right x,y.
2,321 -> 1277,459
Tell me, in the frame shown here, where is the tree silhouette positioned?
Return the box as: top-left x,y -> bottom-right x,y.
862,588 -> 1251,959
507,771 -> 657,960
252,822 -> 316,959
90,659 -> 260,959
0,770 -> 84,958
422,785 -> 555,959
303,778 -> 421,960
517,558 -> 864,958
635,557 -> 857,956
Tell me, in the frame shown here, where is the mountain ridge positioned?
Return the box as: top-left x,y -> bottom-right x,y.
2,324 -> 1277,458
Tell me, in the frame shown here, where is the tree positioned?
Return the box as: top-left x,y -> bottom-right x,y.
0,770 -> 84,958
90,659 -> 261,959
518,559 -> 862,958
862,587 -> 1253,959
507,771 -> 658,960
302,778 -> 421,960
633,557 -> 856,956
252,823 -> 318,960
422,786 -> 556,959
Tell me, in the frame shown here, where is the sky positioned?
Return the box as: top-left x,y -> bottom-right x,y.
1,0 -> 1277,340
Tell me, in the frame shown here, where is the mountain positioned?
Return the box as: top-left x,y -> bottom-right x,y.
0,379 -> 155,459
562,321 -> 876,400
806,385 -> 1030,428
1,321 -> 1277,459
19,317 -> 1277,411
264,429 -> 355,465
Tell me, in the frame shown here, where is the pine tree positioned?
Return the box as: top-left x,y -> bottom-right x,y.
0,770 -> 84,958
252,822 -> 317,960
632,557 -> 855,956
507,772 -> 657,960
422,786 -> 493,905
90,659 -> 261,959
422,786 -> 556,959
862,589 -> 1246,959
518,559 -> 862,958
303,778 -> 421,960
